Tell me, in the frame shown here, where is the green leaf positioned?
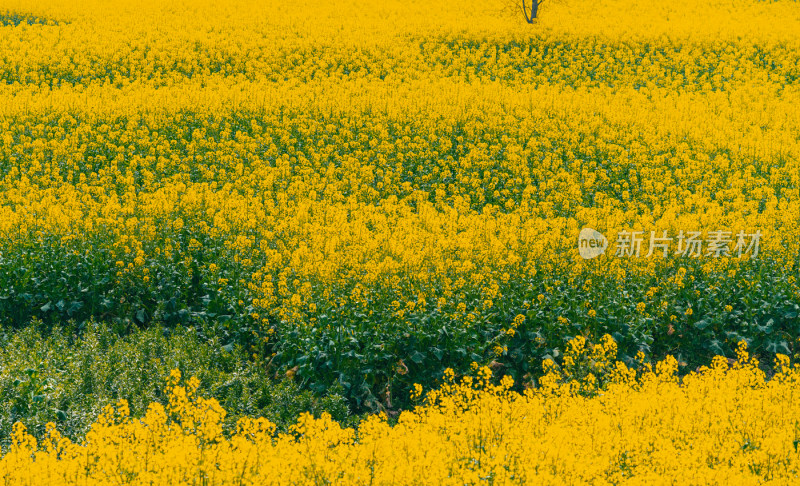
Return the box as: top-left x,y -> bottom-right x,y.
707,340 -> 726,356
694,319 -> 710,330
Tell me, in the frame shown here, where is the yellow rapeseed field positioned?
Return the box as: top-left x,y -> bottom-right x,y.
1,0 -> 800,482
3,339 -> 800,484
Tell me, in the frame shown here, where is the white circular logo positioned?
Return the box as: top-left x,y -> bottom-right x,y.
578,228 -> 608,259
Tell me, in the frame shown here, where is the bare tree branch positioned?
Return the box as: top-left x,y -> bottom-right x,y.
504,0 -> 545,23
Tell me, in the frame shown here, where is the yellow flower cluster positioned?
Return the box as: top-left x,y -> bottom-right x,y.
3,340 -> 800,484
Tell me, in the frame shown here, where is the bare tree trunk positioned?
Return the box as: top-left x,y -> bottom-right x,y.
522,0 -> 543,23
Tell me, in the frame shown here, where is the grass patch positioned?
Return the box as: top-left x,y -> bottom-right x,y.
0,321 -> 354,446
